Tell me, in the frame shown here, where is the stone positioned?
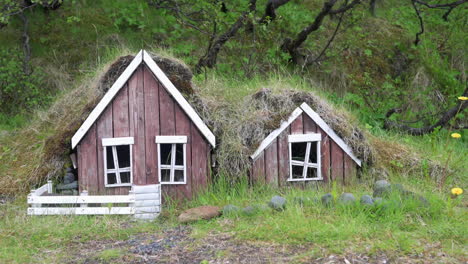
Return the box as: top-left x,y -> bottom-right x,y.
63,172 -> 75,184
178,206 -> 221,223
66,167 -> 74,173
338,193 -> 356,204
373,197 -> 383,205
222,204 -> 240,215
242,206 -> 256,216
374,180 -> 390,190
360,195 -> 374,206
56,181 -> 78,190
321,193 -> 334,207
268,196 -> 286,211
373,185 -> 392,198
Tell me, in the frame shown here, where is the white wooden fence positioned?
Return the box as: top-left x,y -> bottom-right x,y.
27,181 -> 161,220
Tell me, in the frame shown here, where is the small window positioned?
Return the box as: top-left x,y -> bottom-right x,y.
156,136 -> 187,184
102,137 -> 134,187
288,134 -> 322,181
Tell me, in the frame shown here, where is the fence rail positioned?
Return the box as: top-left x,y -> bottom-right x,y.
27,182 -> 161,220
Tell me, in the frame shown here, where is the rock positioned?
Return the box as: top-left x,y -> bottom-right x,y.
360,195 -> 374,206
56,181 -> 78,190
222,204 -> 240,215
374,180 -> 390,190
373,197 -> 383,205
294,196 -> 315,205
373,185 -> 392,198
268,196 -> 286,211
321,193 -> 334,207
63,172 -> 75,184
338,193 -> 356,205
242,206 -> 256,216
178,206 -> 221,223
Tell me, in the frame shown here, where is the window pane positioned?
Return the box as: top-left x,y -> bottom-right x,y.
308,142 -> 318,163
106,147 -> 115,169
116,145 -> 131,168
120,171 -> 131,183
175,144 -> 184,166
107,173 -> 117,184
291,165 -> 304,179
160,144 -> 172,165
161,169 -> 170,182
291,143 -> 307,161
306,167 -> 318,179
174,170 -> 184,182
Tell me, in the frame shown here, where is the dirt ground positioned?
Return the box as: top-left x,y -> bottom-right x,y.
64,226 -> 462,264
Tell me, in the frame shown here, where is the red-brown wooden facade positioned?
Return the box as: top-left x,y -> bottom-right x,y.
250,112 -> 358,186
76,65 -> 211,200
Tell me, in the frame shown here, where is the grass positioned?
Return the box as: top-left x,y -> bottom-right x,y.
0,198 -> 159,263
1,174 -> 465,263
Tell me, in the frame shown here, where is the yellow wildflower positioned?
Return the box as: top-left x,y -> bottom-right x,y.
458,96 -> 468,101
451,133 -> 461,139
451,188 -> 463,196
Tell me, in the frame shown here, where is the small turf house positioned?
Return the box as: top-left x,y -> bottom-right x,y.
71,50 -> 216,200
250,103 -> 361,185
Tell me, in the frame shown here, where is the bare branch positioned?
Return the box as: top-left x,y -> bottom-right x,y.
259,0 -> 291,24
195,0 -> 257,73
411,0 -> 424,45
384,88 -> 468,135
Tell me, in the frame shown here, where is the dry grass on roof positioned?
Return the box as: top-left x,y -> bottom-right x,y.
0,51 -> 445,196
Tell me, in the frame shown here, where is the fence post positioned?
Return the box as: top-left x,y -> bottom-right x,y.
128,188 -> 135,215
47,180 -> 53,194
80,190 -> 88,208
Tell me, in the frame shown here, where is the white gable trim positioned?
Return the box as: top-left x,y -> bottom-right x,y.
300,103 -> 361,166
250,107 -> 303,161
71,50 -> 143,149
71,50 -> 216,149
142,50 -> 215,148
250,103 -> 362,167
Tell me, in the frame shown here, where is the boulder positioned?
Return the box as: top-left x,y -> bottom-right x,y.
242,206 -> 256,216
374,180 -> 390,190
321,193 -> 334,207
268,196 -> 286,211
56,181 -> 78,191
373,197 -> 383,205
222,204 -> 241,215
178,206 -> 221,223
338,193 -> 356,205
63,172 -> 75,184
360,195 -> 374,206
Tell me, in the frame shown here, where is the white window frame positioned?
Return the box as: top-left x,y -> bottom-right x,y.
156,136 -> 187,185
288,133 -> 322,181
102,137 -> 134,187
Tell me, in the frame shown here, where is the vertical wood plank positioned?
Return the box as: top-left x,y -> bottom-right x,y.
330,141 -> 344,184
191,124 -> 208,196
250,152 -> 265,185
290,114 -> 304,134
159,79 -> 177,201
112,84 -> 130,195
175,103 -> 192,200
317,127 -> 330,183
264,139 -> 278,186
129,66 -> 146,186
344,155 -> 357,185
303,114 -> 317,133
96,106 -> 113,194
80,125 -> 98,193
143,66 -> 159,185
277,127 -> 290,186
77,145 -> 82,192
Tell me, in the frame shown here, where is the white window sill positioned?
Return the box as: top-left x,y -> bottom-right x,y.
105,183 -> 132,188
287,178 -> 323,182
160,182 -> 186,185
